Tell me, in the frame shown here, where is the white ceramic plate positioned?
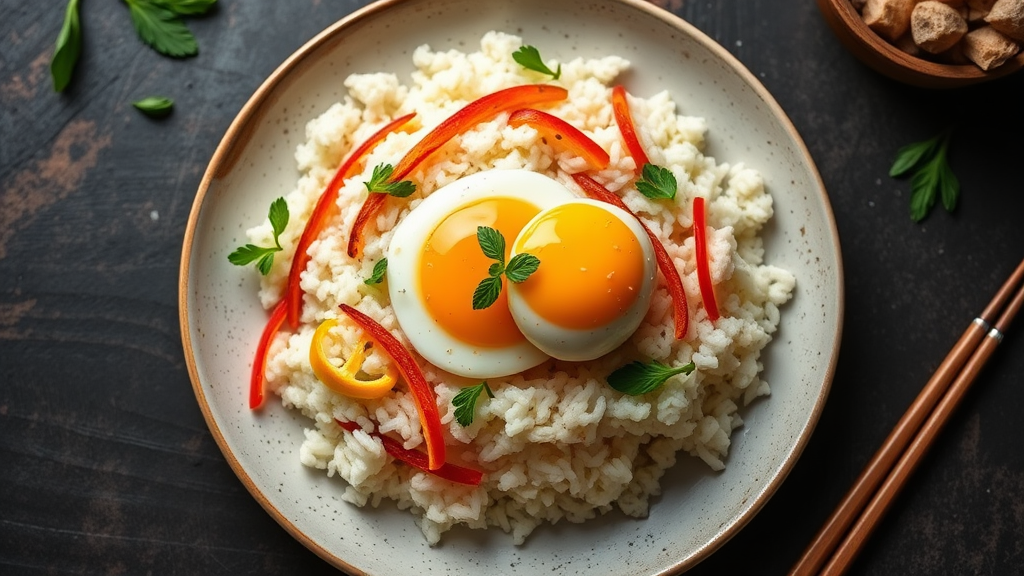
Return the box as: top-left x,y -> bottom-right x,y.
179,0 -> 843,573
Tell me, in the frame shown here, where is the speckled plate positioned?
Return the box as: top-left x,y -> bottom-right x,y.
178,0 -> 843,573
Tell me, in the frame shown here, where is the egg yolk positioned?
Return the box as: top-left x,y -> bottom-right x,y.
419,197 -> 540,348
512,203 -> 645,329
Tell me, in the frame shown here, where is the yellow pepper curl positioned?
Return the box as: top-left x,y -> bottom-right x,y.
309,318 -> 398,399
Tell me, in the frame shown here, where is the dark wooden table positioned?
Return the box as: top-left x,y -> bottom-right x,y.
3,1 -> 1023,574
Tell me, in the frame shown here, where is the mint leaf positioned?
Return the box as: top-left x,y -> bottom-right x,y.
889,135 -> 941,178
125,0 -> 199,58
607,360 -> 695,395
452,381 -> 495,426
228,197 -> 289,275
472,276 -> 503,310
635,163 -> 677,200
505,253 -> 540,283
476,226 -> 505,262
896,130 -> 959,222
132,96 -> 174,117
152,0 -> 217,16
51,0 -> 82,92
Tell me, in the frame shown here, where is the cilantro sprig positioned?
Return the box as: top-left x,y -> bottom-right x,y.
228,197 -> 289,275
889,129 -> 960,222
364,164 -> 417,198
452,382 -> 495,426
607,360 -> 696,396
635,163 -> 678,200
51,0 -> 83,92
472,226 -> 541,310
364,258 -> 388,285
513,45 -> 561,80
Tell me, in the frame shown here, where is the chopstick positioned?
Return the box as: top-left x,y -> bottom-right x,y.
790,255 -> 1024,576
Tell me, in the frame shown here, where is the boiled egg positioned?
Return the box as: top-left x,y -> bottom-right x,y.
386,169 -> 575,378
506,199 -> 657,361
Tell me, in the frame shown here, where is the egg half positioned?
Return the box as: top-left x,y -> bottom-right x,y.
507,199 -> 657,362
386,169 -> 656,378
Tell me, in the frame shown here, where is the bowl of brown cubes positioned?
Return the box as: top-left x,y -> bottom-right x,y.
817,0 -> 1024,87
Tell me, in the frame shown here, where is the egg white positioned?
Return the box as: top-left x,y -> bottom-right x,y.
506,199 -> 657,362
386,169 -> 576,378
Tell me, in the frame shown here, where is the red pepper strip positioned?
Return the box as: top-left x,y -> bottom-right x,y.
339,304 -> 446,471
346,84 -> 569,258
286,113 -> 417,328
335,419 -> 483,486
693,196 -> 720,322
507,108 -> 610,171
572,173 -> 689,340
611,85 -> 650,169
250,300 -> 288,410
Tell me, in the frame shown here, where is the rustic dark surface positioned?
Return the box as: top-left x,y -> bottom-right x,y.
2,1 -> 1023,575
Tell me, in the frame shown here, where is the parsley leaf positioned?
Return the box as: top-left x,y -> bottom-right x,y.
512,45 -> 561,80
125,0 -> 199,58
364,163 -> 417,198
228,197 -> 289,275
364,258 -> 388,285
635,163 -> 678,200
452,382 -> 495,426
890,130 -> 959,222
133,96 -> 174,117
471,226 -> 541,309
51,0 -> 82,92
606,360 -> 695,396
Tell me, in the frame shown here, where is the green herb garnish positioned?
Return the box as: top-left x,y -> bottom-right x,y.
364,258 -> 388,285
364,163 -> 417,198
607,360 -> 696,396
889,129 -> 959,222
635,163 -> 678,200
154,0 -> 218,16
51,0 -> 83,92
132,96 -> 174,117
228,197 -> 289,275
452,381 -> 495,426
124,0 -> 206,57
472,226 -> 541,310
513,45 -> 561,80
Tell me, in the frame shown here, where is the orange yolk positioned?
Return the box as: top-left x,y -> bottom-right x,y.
512,203 -> 644,329
418,197 -> 540,348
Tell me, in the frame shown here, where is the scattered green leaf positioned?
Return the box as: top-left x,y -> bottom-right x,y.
471,226 -> 541,309
364,163 -> 417,198
512,45 -> 561,80
635,163 -> 678,200
152,0 -> 217,16
132,96 -> 174,117
228,197 -> 289,275
606,360 -> 695,396
889,129 -> 960,222
125,0 -> 199,58
364,258 -> 388,285
51,0 -> 82,92
452,381 -> 495,426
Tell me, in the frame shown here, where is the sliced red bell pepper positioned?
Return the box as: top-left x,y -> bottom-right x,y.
507,108 -> 609,171
347,84 -> 569,258
335,419 -> 483,486
611,85 -> 650,169
693,196 -> 720,322
286,113 -> 416,328
250,299 -> 288,410
572,173 -> 688,340
339,303 -> 446,471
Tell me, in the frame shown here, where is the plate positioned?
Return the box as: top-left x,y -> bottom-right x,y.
178,0 -> 843,573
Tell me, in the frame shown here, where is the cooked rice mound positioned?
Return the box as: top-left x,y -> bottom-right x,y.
246,31 -> 796,545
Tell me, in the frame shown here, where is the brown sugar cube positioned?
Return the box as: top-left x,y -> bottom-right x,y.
962,25 -> 1022,68
968,0 -> 998,20
863,0 -> 917,41
911,1 -> 969,53
985,0 -> 1024,41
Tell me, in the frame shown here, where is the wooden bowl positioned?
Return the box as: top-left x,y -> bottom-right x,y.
816,0 -> 1024,88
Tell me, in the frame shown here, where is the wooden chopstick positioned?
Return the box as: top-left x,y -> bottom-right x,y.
790,256 -> 1024,576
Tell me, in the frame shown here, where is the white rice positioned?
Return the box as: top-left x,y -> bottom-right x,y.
246,31 -> 796,545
